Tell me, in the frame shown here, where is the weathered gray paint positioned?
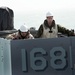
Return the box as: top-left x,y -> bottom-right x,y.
3,40 -> 12,75
30,48 -> 47,71
70,37 -> 75,75
0,38 -> 11,75
11,38 -> 73,75
21,49 -> 27,71
0,39 -> 4,75
0,37 -> 75,75
50,47 -> 66,69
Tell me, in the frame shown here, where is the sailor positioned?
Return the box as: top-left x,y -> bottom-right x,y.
6,25 -> 34,39
37,12 -> 58,38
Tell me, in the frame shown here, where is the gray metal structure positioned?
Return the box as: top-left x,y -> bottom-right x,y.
0,37 -> 75,75
0,7 -> 14,30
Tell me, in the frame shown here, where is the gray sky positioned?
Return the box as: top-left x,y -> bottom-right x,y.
1,0 -> 75,30
0,0 -> 75,12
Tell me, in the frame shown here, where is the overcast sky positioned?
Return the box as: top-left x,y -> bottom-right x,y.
0,0 -> 75,12
0,0 -> 75,30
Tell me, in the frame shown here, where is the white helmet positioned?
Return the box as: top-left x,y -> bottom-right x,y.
19,25 -> 28,32
46,12 -> 53,17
